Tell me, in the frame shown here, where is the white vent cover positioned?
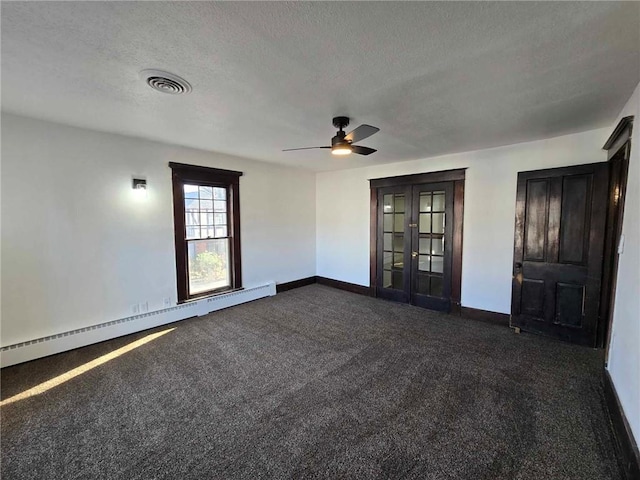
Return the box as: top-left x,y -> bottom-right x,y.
140,69 -> 192,95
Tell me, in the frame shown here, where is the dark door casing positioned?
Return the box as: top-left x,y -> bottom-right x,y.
511,163 -> 609,346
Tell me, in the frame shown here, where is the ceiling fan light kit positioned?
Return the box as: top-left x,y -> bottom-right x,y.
284,116 -> 379,157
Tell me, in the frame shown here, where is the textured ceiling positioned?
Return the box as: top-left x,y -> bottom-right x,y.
2,2 -> 639,171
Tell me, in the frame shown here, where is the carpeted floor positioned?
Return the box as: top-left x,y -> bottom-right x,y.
1,285 -> 623,479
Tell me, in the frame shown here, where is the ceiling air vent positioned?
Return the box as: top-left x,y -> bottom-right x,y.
140,69 -> 192,95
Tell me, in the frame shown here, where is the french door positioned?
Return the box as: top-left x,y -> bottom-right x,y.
375,182 -> 454,311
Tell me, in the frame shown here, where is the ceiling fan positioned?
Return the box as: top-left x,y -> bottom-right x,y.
283,116 -> 379,156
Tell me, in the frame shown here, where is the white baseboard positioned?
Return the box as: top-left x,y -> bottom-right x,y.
0,282 -> 276,368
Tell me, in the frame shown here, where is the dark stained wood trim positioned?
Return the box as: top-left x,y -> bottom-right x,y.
276,277 -> 316,293
451,179 -> 465,314
169,163 -> 243,303
369,187 -> 378,298
460,306 -> 510,326
603,369 -> 640,480
369,168 -> 466,188
316,276 -> 372,296
603,116 -> 634,154
171,170 -> 188,303
169,162 -> 243,180
602,124 -> 633,357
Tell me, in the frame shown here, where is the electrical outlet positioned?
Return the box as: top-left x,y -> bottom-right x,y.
132,304 -> 140,315
140,302 -> 149,313
163,297 -> 171,308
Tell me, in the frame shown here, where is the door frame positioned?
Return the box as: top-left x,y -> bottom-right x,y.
369,168 -> 466,313
601,116 -> 634,356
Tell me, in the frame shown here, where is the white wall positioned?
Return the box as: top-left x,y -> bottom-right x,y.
316,127 -> 610,314
606,82 -> 640,443
1,113 -> 316,346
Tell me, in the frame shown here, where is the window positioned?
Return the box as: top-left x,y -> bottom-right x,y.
169,162 -> 242,302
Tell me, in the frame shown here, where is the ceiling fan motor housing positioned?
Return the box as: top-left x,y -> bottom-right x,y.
331,132 -> 349,147
332,116 -> 350,130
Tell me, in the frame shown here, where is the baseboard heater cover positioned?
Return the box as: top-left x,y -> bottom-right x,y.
0,282 -> 276,368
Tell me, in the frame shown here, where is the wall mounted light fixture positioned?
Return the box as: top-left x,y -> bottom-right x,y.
132,178 -> 147,190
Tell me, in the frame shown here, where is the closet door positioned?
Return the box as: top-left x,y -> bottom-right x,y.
410,182 -> 454,311
376,186 -> 411,303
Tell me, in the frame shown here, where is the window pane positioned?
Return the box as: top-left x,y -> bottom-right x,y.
200,199 -> 213,211
184,184 -> 199,199
431,256 -> 444,273
383,214 -> 393,232
432,237 -> 444,255
199,186 -> 213,199
417,275 -> 429,295
431,276 -> 443,297
432,193 -> 445,212
420,193 -> 432,212
383,270 -> 392,288
383,194 -> 393,213
186,226 -> 200,240
200,212 -> 213,226
185,211 -> 200,226
433,213 -> 445,234
419,237 -> 429,254
419,213 -> 431,233
214,213 -> 227,225
213,187 -> 226,200
392,271 -> 403,290
213,200 -> 227,212
394,213 -> 404,232
394,195 -> 405,213
383,233 -> 392,251
215,226 -> 228,238
393,235 -> 404,252
184,198 -> 199,212
188,238 -> 230,295
383,252 -> 392,270
418,255 -> 430,272
393,253 -> 403,269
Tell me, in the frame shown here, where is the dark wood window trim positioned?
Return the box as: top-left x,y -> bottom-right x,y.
369,169 -> 466,313
169,162 -> 243,303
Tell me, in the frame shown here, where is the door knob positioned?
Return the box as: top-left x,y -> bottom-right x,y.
412,252 -> 418,258
514,262 -> 523,270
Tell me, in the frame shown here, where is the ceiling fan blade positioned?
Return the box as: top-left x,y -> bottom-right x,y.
352,145 -> 377,156
282,146 -> 331,152
345,124 -> 379,144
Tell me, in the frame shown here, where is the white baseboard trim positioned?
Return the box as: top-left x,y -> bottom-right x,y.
0,282 -> 276,368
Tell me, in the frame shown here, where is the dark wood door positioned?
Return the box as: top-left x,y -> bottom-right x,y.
376,182 -> 454,311
410,182 -> 453,311
511,163 -> 608,346
376,186 -> 411,303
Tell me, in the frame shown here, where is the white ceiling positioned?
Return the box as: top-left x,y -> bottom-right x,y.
2,2 -> 638,172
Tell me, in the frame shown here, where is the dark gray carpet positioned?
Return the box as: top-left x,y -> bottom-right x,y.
1,285 -> 623,479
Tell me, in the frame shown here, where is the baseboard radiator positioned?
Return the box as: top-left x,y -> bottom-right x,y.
0,282 -> 276,368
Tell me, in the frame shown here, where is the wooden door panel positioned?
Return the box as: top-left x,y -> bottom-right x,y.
523,179 -> 549,262
511,163 -> 608,346
555,283 -> 584,327
559,175 -> 592,265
